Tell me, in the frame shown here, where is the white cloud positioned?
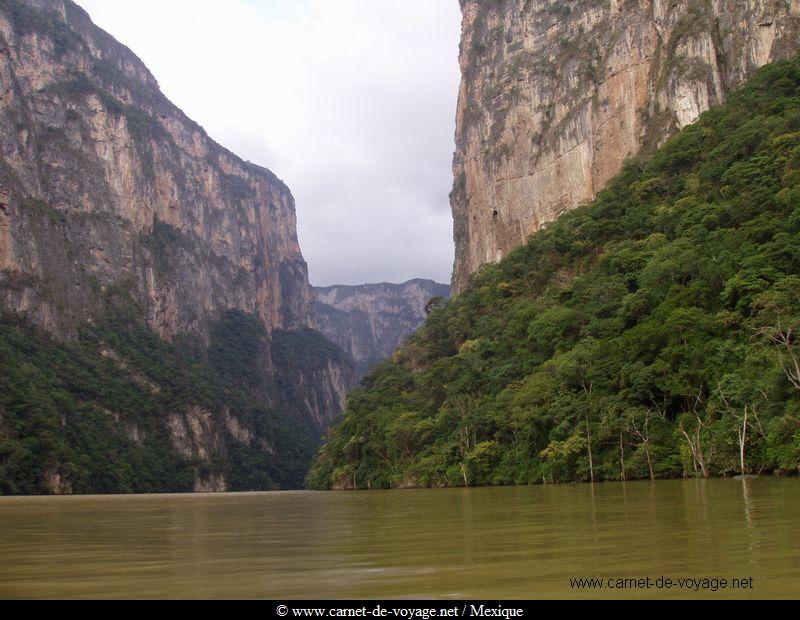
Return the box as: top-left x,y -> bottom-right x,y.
75,0 -> 461,286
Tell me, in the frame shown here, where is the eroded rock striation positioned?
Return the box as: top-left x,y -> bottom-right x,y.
451,0 -> 800,293
0,0 -> 355,493
315,279 -> 450,378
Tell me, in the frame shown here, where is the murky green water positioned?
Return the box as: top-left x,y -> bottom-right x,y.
1,479 -> 798,599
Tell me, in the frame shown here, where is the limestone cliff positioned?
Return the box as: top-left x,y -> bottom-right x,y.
0,0 -> 309,338
0,0 -> 354,492
451,0 -> 800,293
315,279 -> 451,378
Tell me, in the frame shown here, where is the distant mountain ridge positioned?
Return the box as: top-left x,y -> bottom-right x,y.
314,279 -> 450,378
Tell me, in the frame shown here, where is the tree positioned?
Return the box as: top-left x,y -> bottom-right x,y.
425,296 -> 447,316
754,278 -> 800,393
678,393 -> 714,478
624,406 -> 665,481
445,394 -> 480,486
552,340 -> 602,482
716,373 -> 769,476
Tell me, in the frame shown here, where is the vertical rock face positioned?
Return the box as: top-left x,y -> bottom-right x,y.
314,279 -> 451,378
0,0 -> 310,338
451,0 -> 800,293
0,0 -> 354,492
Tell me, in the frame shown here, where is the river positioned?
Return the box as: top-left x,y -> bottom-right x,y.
1,479 -> 798,599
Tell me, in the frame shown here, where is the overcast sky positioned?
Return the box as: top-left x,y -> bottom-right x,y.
75,0 -> 462,287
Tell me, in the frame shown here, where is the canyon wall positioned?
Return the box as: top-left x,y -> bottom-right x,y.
0,0 -> 354,492
0,0 -> 310,338
315,279 -> 450,378
452,0 -> 800,292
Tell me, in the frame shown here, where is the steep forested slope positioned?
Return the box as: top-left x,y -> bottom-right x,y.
310,59 -> 800,489
0,298 -> 355,494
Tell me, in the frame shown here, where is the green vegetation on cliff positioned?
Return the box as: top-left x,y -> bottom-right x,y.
309,59 -> 800,489
0,300 -> 323,495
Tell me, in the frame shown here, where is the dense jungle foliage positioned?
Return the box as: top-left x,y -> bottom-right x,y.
0,300 -> 322,495
309,59 -> 800,489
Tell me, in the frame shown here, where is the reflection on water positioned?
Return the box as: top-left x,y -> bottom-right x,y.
1,479 -> 798,599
